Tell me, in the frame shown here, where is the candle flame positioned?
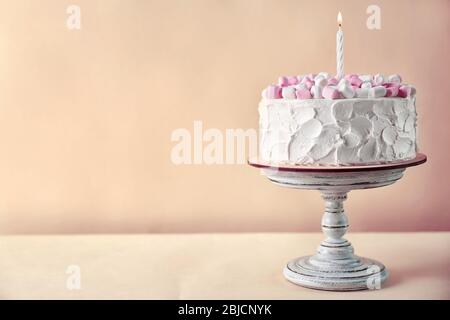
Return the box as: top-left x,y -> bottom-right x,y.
337,12 -> 342,27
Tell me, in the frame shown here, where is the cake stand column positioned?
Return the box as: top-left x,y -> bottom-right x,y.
317,191 -> 354,261
283,188 -> 388,291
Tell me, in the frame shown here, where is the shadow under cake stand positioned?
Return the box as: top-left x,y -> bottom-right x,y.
248,153 -> 427,291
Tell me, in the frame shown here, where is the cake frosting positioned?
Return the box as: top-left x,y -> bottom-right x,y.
259,73 -> 417,166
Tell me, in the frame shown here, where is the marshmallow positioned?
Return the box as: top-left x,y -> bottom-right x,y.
388,74 -> 402,84
278,76 -> 289,87
373,74 -> 386,86
281,86 -> 297,99
338,82 -> 356,99
304,79 -> 314,90
264,85 -> 282,99
287,76 -> 298,86
315,77 -> 328,88
350,76 -> 363,88
359,74 -> 373,82
317,72 -> 329,79
345,74 -> 358,80
356,88 -> 370,98
314,74 -> 326,83
369,86 -> 387,98
338,78 -> 350,88
361,81 -> 372,89
301,76 -> 312,84
398,85 -> 412,98
261,88 -> 267,98
327,77 -> 339,86
322,86 -> 340,99
310,85 -> 323,99
295,83 -> 308,91
296,88 -> 312,99
267,73 -> 411,100
386,83 -> 400,93
385,86 -> 399,97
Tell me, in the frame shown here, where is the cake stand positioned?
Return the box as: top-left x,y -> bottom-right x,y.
248,153 -> 427,291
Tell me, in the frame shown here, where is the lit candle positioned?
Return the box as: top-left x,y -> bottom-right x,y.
336,12 -> 344,80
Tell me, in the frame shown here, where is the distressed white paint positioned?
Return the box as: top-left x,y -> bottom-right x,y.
260,168 -> 408,290
250,154 -> 426,290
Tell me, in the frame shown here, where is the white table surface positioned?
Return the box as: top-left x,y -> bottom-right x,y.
0,232 -> 449,299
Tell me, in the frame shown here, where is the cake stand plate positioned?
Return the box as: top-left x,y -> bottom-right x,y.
248,154 -> 427,291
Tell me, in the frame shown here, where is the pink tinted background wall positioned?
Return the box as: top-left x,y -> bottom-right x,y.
0,0 -> 448,234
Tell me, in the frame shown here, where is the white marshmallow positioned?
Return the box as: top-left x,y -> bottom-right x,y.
338,78 -> 350,87
317,72 -> 330,79
338,82 -> 355,99
356,88 -> 370,98
369,86 -> 387,98
281,86 -> 296,99
361,81 -> 372,89
314,74 -> 324,83
373,74 -> 385,85
359,74 -> 373,82
310,85 -> 323,99
388,74 -> 402,84
315,77 -> 328,88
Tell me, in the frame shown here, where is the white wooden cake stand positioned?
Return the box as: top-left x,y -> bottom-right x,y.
248,153 -> 427,291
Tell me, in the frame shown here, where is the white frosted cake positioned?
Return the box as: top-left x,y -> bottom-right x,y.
259,73 -> 417,166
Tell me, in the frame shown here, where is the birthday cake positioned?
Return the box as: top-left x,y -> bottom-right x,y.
258,73 -> 417,166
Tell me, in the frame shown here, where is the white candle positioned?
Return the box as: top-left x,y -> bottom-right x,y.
336,12 -> 344,80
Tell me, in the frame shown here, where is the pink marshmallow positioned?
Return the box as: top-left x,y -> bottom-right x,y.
383,82 -> 399,88
327,77 -> 338,86
304,79 -> 314,90
398,85 -> 412,98
390,84 -> 400,92
345,74 -> 358,81
295,88 -> 312,99
287,76 -> 298,86
350,76 -> 363,87
265,85 -> 282,99
278,76 -> 289,87
385,86 -> 399,97
322,86 -> 340,99
301,76 -> 313,84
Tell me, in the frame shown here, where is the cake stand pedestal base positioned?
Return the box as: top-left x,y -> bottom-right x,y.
249,154 -> 426,291
284,191 -> 388,291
